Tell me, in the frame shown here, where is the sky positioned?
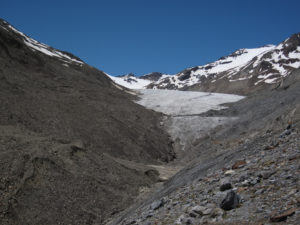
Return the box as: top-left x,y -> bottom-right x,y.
1,0 -> 300,76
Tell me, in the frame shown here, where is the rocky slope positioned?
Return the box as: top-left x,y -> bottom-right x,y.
0,19 -> 175,225
110,69 -> 300,224
110,33 -> 300,95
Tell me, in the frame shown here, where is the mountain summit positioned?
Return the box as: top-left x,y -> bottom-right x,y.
110,33 -> 300,94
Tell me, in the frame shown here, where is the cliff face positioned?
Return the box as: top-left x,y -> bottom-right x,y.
0,19 -> 174,225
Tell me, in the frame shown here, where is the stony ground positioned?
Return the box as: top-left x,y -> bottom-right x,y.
118,126 -> 300,225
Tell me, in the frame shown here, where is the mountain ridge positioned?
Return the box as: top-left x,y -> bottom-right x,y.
0,18 -> 175,225
110,34 -> 300,94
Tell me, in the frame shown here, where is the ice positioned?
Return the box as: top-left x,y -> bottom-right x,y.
135,89 -> 244,151
135,89 -> 244,116
165,116 -> 238,150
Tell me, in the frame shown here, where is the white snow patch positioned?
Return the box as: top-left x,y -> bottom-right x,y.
106,74 -> 152,89
229,77 -> 250,82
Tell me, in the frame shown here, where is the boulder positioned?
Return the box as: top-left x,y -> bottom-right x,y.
220,190 -> 240,211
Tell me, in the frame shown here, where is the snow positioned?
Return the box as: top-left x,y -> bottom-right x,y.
289,51 -> 300,59
151,45 -> 277,89
289,61 -> 300,68
190,46 -> 276,78
106,74 -> 152,89
7,25 -> 83,64
135,89 -> 244,116
229,77 -> 250,82
264,77 -> 279,84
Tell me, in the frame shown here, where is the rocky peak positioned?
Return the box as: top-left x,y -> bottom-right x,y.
140,72 -> 163,81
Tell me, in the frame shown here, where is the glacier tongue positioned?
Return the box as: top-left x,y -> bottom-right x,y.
135,89 -> 244,151
135,89 -> 244,116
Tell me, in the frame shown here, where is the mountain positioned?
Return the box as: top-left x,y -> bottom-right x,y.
106,72 -> 153,89
109,34 -> 300,94
0,19 -> 174,225
110,68 -> 300,225
106,72 -> 165,89
140,72 -> 164,81
150,34 -> 300,94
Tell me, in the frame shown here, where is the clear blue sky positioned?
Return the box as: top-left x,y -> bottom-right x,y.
1,0 -> 299,76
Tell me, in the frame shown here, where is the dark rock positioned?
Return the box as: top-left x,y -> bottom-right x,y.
182,217 -> 194,225
220,182 -> 232,191
189,211 -> 198,218
280,129 -> 291,138
220,190 -> 240,211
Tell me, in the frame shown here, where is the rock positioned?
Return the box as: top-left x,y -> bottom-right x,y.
181,217 -> 195,225
190,205 -> 206,215
258,171 -> 275,179
224,170 -> 235,176
189,211 -> 197,218
220,190 -> 240,211
70,140 -> 85,151
288,154 -> 300,161
220,179 -> 232,191
250,177 -> 260,185
270,208 -> 296,222
255,189 -> 265,195
232,160 -> 247,169
206,203 -> 216,208
203,207 -> 213,215
175,215 -> 185,224
280,129 -> 291,138
211,208 -> 224,217
150,198 -> 165,210
127,220 -> 137,225
145,212 -> 153,218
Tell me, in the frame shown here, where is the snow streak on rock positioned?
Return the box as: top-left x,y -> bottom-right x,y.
0,21 -> 83,65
